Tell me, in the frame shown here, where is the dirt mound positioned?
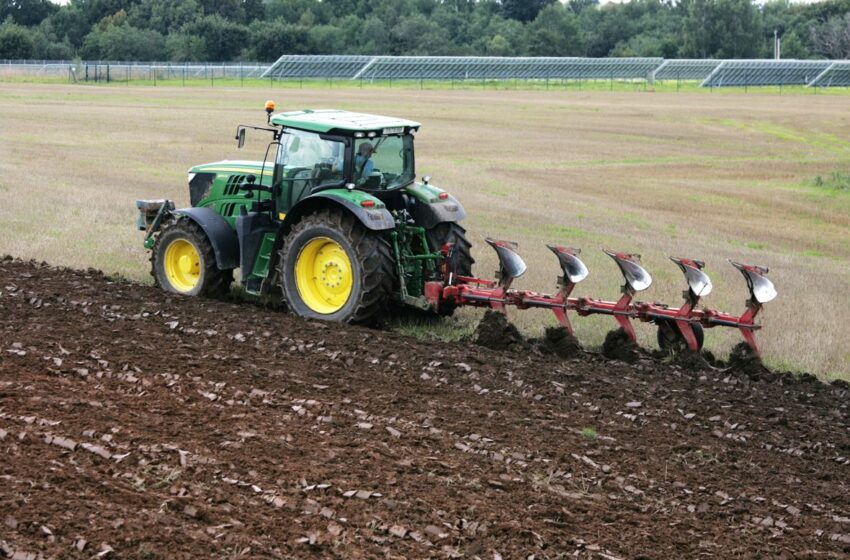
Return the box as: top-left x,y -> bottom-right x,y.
540,326 -> 582,359
1,258 -> 849,558
472,309 -> 524,350
601,328 -> 640,363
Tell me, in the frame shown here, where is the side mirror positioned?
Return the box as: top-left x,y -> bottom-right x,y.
237,128 -> 246,149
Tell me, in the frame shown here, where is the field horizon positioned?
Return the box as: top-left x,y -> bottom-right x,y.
1,82 -> 848,378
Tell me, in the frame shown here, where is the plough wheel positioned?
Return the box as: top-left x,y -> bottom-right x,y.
426,222 -> 473,316
657,319 -> 704,353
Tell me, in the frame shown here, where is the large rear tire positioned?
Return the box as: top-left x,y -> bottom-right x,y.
426,222 -> 473,316
278,209 -> 394,323
151,218 -> 233,298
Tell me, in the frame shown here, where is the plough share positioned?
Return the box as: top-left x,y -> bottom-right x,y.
427,239 -> 777,357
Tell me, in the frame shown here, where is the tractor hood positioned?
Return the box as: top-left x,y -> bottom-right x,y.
190,160 -> 274,177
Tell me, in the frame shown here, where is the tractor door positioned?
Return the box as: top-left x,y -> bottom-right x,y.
274,130 -> 350,214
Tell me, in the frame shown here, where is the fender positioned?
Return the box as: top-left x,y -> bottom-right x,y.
412,193 -> 466,229
404,183 -> 466,229
283,190 -> 395,232
173,207 -> 239,270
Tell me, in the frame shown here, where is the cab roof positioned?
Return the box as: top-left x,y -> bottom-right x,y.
270,109 -> 420,135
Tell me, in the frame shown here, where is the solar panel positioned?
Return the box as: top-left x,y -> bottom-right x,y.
701,60 -> 832,87
355,57 -> 663,80
808,61 -> 850,87
262,55 -> 372,79
653,59 -> 721,81
250,55 -> 850,87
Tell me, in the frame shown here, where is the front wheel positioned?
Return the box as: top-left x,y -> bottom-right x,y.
657,319 -> 704,353
151,218 -> 233,298
278,209 -> 393,323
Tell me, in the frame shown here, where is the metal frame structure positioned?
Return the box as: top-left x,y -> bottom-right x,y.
807,61 -> 850,87
4,58 -> 850,87
701,59 -> 832,87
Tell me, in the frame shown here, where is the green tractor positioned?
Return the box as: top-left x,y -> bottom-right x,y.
136,101 -> 473,323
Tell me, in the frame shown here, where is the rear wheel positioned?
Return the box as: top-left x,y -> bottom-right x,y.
278,209 -> 393,323
657,319 -> 705,353
151,218 -> 233,297
426,222 -> 474,316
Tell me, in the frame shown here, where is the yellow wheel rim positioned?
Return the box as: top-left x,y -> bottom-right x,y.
163,239 -> 201,293
294,237 -> 353,314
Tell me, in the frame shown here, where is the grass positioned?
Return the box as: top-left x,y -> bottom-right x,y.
4,73 -> 850,96
580,427 -> 598,441
813,171 -> 850,192
0,82 -> 848,379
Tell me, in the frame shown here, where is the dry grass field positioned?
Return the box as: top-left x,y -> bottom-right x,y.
0,83 -> 848,378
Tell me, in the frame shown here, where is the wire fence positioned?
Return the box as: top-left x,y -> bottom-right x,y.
2,58 -> 849,89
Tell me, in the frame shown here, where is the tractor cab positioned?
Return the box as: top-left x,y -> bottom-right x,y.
264,109 -> 419,215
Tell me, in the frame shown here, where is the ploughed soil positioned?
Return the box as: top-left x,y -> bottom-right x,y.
1,258 -> 849,559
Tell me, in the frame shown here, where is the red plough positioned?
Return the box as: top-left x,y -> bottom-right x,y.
431,239 -> 777,357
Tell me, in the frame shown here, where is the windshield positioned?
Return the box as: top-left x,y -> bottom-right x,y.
354,135 -> 414,191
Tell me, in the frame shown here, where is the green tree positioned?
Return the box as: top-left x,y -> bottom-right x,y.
389,13 -> 453,55
45,4 -> 89,49
165,31 -> 206,60
31,22 -> 74,58
486,34 -> 514,55
681,0 -> 762,58
128,0 -> 202,35
355,16 -> 390,54
0,20 -> 35,58
501,0 -> 556,23
528,3 -> 584,56
180,14 -> 246,61
245,19 -> 306,60
1,0 -> 56,26
81,20 -> 166,59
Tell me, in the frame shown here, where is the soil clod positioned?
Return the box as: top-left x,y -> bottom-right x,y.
601,328 -> 640,364
727,341 -> 769,379
541,326 -> 582,359
473,310 -> 524,350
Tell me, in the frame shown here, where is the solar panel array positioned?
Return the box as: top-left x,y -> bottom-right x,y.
808,61 -> 850,87
352,57 -> 663,80
701,60 -> 832,87
652,59 -> 721,81
263,56 -> 663,80
260,55 -> 372,79
262,56 -> 850,87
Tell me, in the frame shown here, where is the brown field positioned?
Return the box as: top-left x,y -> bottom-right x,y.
0,83 -> 848,378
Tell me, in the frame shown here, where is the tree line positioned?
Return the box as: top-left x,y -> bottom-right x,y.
1,0 -> 849,62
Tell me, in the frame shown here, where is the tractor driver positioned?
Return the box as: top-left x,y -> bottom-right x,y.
354,142 -> 375,181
